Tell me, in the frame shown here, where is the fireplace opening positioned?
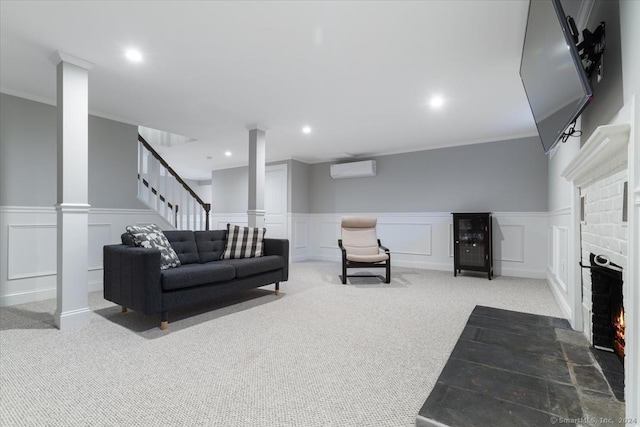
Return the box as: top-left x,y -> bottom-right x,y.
588,253 -> 624,362
613,303 -> 625,358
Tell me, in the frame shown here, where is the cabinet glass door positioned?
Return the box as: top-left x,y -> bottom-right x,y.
457,218 -> 485,267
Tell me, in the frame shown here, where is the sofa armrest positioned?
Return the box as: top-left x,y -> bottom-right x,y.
263,238 -> 289,281
103,244 -> 163,314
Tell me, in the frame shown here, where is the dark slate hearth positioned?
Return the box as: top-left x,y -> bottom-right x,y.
416,306 -> 625,427
590,348 -> 625,401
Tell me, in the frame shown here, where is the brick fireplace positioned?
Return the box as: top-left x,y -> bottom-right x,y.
562,122 -> 636,411
579,161 -> 628,354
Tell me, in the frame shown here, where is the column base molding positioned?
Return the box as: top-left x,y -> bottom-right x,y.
54,307 -> 91,330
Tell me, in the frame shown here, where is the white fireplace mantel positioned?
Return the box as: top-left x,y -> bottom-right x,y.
562,123 -> 631,187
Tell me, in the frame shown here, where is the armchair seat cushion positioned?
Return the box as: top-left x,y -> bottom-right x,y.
219,255 -> 284,278
339,216 -> 391,284
346,253 -> 389,263
161,262 -> 235,291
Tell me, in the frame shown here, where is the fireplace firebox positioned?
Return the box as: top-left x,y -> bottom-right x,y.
586,253 -> 625,362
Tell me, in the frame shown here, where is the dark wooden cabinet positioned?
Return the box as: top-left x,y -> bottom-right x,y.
453,212 -> 493,280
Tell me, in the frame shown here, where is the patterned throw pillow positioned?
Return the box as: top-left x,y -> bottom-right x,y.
221,224 -> 266,259
125,224 -> 181,270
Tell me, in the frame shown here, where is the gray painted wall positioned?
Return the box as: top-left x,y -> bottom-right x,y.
88,115 -> 147,209
211,160 -> 309,213
211,166 -> 249,213
1,93 -> 147,209
1,94 -> 57,206
309,136 -> 548,213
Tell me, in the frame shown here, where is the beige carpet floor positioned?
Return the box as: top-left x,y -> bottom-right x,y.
0,262 -> 563,426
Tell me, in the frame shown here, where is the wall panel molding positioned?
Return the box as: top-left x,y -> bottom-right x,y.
294,220 -> 308,249
7,224 -> 57,280
377,222 -> 432,256
496,224 -> 525,263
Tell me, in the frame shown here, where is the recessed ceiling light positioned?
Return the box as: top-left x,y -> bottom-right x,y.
302,126 -> 312,134
429,95 -> 445,109
125,49 -> 143,63
224,151 -> 232,157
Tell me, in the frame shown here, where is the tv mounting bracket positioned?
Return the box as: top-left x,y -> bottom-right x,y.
566,16 -> 606,82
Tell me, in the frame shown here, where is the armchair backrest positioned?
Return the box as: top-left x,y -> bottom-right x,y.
341,216 -> 379,256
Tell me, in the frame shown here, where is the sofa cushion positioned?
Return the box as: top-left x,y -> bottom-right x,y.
218,255 -> 284,278
195,230 -> 227,263
126,224 -> 181,270
160,262 -> 236,291
163,230 -> 199,265
221,224 -> 266,259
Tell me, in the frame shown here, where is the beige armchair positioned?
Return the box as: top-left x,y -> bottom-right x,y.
338,216 -> 390,284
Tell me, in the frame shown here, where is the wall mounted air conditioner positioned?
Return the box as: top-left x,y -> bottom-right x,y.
330,160 -> 377,179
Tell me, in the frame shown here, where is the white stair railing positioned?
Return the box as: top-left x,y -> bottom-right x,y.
137,135 -> 210,230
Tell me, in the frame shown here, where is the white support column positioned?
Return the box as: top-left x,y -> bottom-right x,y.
50,51 -> 93,330
247,127 -> 266,228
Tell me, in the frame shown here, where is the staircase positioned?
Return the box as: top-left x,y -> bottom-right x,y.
137,134 -> 211,230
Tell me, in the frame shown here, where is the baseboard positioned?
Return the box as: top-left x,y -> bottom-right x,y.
0,279 -> 103,307
0,288 -> 57,307
499,268 -> 547,280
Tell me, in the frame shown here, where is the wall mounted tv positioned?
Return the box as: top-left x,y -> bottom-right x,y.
520,0 -> 593,154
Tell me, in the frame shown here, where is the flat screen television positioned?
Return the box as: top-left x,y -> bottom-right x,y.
520,0 -> 593,153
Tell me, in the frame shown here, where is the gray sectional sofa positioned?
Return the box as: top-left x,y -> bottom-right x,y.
103,230 -> 289,329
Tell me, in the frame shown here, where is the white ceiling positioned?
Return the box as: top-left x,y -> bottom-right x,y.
0,0 -> 539,181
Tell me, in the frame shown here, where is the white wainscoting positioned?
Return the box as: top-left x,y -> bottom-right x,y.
290,213 -> 311,262
2,207 -> 549,306
7,224 -> 57,280
291,212 -> 547,278
0,206 -> 174,306
492,212 -> 548,278
546,207 -> 573,321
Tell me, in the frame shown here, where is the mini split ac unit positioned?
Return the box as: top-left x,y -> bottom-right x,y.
330,160 -> 377,179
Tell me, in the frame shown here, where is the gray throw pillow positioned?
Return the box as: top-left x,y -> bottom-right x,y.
126,224 -> 181,270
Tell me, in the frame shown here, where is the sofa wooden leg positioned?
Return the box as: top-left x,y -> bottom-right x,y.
160,311 -> 168,330
275,282 -> 280,296
121,306 -> 128,313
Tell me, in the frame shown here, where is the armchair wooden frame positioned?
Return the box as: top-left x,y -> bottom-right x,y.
338,239 -> 391,284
